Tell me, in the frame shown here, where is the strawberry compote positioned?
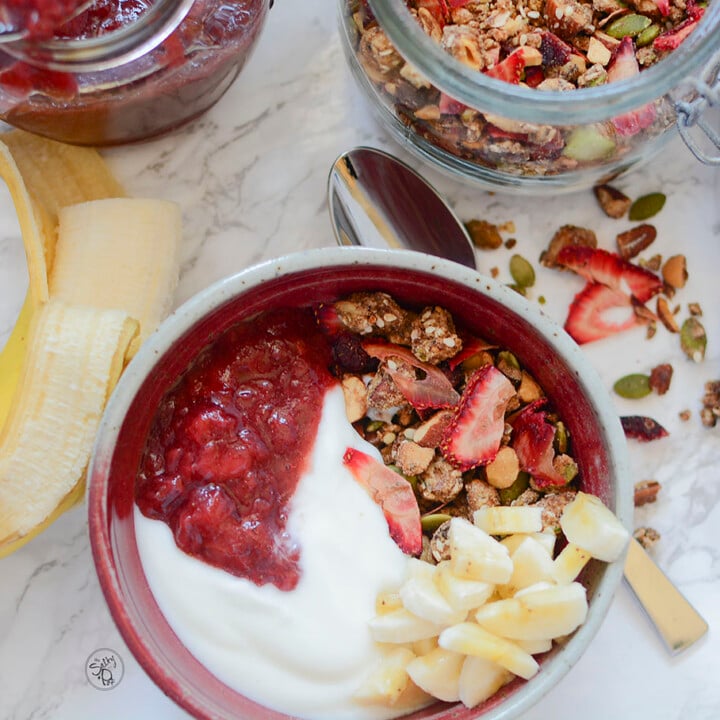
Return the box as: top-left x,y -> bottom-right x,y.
0,0 -> 269,145
135,308 -> 335,591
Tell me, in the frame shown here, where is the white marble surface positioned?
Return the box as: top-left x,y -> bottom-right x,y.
1,2 -> 719,719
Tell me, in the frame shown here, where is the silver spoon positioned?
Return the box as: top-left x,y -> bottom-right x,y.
328,146 -> 477,269
326,146 -> 708,655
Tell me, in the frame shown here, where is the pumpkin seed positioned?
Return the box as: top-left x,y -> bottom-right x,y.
629,192 -> 666,221
606,13 -> 652,38
636,23 -> 661,46
498,471 -> 530,505
680,317 -> 707,363
507,283 -> 527,297
554,421 -> 569,454
614,373 -> 652,399
510,254 -> 536,288
366,420 -> 384,432
497,350 -> 520,370
421,513 -> 452,533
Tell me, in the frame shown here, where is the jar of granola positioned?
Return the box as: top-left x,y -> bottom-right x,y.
0,0 -> 271,146
340,0 -> 720,192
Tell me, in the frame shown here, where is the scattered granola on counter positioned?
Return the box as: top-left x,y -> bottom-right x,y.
634,479 -> 661,506
633,526 -> 661,550
701,380 -> 720,428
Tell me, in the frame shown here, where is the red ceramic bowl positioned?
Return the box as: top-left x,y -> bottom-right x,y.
88,247 -> 631,720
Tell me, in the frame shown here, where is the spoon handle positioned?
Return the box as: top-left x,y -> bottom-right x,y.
623,537 -> 708,655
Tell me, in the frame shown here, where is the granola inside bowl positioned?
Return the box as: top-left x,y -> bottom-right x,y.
88,247 -> 632,720
339,0 -> 719,192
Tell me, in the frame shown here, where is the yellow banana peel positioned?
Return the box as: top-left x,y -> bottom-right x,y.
0,130 -> 181,555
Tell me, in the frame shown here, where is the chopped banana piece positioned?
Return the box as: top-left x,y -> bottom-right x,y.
560,491 -> 629,562
514,637 -> 553,655
553,542 -> 592,585
500,530 -> 556,557
475,582 -> 588,641
369,608 -> 446,644
458,655 -> 512,708
435,560 -> 494,612
400,558 -> 466,626
498,536 -> 556,598
376,589 -> 403,615
354,646 -> 415,705
449,517 -> 513,584
473,506 -> 543,535
439,622 -> 539,680
406,647 -> 464,702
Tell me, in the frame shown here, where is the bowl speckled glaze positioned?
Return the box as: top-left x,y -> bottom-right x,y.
88,246 -> 632,720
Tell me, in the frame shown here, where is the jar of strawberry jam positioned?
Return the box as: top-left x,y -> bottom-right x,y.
0,0 -> 270,146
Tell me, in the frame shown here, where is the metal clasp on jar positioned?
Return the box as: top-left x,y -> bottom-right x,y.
675,48 -> 720,166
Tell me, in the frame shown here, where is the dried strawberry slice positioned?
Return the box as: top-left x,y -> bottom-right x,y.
314,303 -> 346,337
439,92 -> 467,116
652,0 -> 670,16
512,400 -> 569,489
653,11 -> 703,51
343,447 -> 422,555
523,66 -> 545,88
564,282 -> 640,345
485,47 -> 538,84
556,245 -> 662,303
539,31 -> 574,67
621,415 -> 669,442
440,364 -> 515,471
447,336 -> 496,370
363,340 -> 460,410
607,37 -> 657,136
414,0 -> 451,26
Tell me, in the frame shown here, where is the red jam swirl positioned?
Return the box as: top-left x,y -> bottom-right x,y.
135,308 -> 336,591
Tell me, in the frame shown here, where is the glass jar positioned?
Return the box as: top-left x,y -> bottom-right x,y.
0,0 -> 271,146
339,0 -> 720,193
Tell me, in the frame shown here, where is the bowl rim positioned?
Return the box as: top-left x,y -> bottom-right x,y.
88,246 -> 632,720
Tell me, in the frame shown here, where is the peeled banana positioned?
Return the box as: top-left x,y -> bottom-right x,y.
0,130 -> 181,555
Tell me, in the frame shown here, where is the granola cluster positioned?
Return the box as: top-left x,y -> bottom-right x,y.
322,291 -> 580,559
348,0 -> 705,176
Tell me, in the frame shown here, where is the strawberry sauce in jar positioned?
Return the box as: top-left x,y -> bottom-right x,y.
0,0 -> 270,145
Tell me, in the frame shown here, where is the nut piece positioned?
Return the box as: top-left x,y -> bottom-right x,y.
394,439 -> 435,475
662,254 -> 688,289
465,219 -> 503,250
485,446 -> 520,489
633,526 -> 661,550
649,363 -> 673,395
616,223 -> 657,260
341,374 -> 367,423
517,371 -> 544,403
634,480 -> 661,506
656,296 -> 679,333
413,409 -> 455,448
594,183 -> 631,218
541,225 -> 597,268
701,380 -> 720,428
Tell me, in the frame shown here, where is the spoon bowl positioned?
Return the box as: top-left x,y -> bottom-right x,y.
328,146 -> 477,269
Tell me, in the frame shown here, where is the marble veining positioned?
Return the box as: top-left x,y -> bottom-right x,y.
0,1 -> 718,719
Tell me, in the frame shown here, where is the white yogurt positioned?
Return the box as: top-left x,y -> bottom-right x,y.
134,385 -> 418,719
